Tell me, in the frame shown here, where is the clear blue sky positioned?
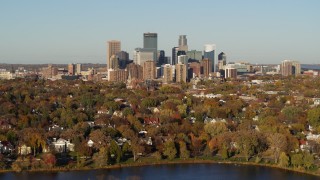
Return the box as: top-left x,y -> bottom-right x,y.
0,0 -> 319,64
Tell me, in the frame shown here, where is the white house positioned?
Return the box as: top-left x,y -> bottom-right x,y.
313,98 -> 320,106
18,144 -> 31,155
51,138 -> 74,153
87,140 -> 94,147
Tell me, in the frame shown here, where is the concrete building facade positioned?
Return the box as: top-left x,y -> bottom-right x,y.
281,60 -> 301,76
107,40 -> 121,69
175,63 -> 187,83
143,60 -> 156,80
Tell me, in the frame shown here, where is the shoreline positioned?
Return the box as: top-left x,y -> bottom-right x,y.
1,158 -> 319,177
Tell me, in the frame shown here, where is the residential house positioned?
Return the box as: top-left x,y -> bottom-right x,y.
306,132 -> 320,141
299,140 -> 310,152
86,121 -> 95,128
18,144 -> 31,155
87,140 -> 94,147
97,109 -> 109,114
151,107 -> 160,114
0,141 -> 13,154
116,137 -> 128,146
139,137 -> 153,146
143,117 -> 160,125
48,124 -> 63,131
313,98 -> 320,106
113,111 -> 123,118
51,138 -> 75,153
204,117 -> 226,124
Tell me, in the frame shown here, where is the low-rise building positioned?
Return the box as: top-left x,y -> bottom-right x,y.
51,138 -> 75,153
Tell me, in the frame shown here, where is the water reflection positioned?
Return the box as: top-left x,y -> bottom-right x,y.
0,164 -> 318,180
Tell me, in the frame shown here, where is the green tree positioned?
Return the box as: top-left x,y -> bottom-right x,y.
291,153 -> 303,168
92,147 -> 109,168
281,106 -> 303,123
220,146 -> 229,159
178,141 -> 190,159
303,152 -> 314,169
236,131 -> 259,161
121,142 -> 131,160
204,122 -> 227,137
109,140 -> 122,163
103,101 -> 120,114
123,107 -> 134,117
163,139 -> 177,160
177,104 -> 187,118
278,152 -> 289,167
141,98 -> 158,108
307,107 -> 320,128
152,151 -> 162,160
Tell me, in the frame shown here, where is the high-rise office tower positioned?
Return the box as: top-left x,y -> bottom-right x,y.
117,51 -> 129,69
109,55 -> 119,70
281,60 -> 301,76
204,44 -> 216,72
189,62 -> 201,78
172,47 -> 179,65
218,52 -> 227,62
178,35 -> 188,52
143,33 -> 157,62
187,50 -> 202,61
143,33 -> 157,50
165,57 -> 171,65
200,58 -> 212,78
218,52 -> 227,71
133,48 -> 154,66
158,50 -> 166,66
107,40 -> 121,69
143,60 -> 156,80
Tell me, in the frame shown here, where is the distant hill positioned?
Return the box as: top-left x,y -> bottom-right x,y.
301,64 -> 320,70
0,63 -> 107,72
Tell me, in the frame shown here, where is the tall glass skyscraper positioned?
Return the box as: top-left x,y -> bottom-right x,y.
158,50 -> 165,66
218,52 -> 227,71
143,33 -> 157,61
172,47 -> 179,65
204,44 -> 216,72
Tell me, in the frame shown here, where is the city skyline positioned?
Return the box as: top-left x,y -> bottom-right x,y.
0,0 -> 319,64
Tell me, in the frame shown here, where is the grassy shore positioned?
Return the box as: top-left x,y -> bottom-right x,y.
1,157 -> 319,177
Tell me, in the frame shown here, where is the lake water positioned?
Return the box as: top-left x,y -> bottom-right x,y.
0,163 -> 318,180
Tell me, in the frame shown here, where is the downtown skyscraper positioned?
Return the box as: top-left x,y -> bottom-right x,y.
178,35 -> 188,52
107,40 -> 121,69
204,44 -> 216,72
143,32 -> 158,62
